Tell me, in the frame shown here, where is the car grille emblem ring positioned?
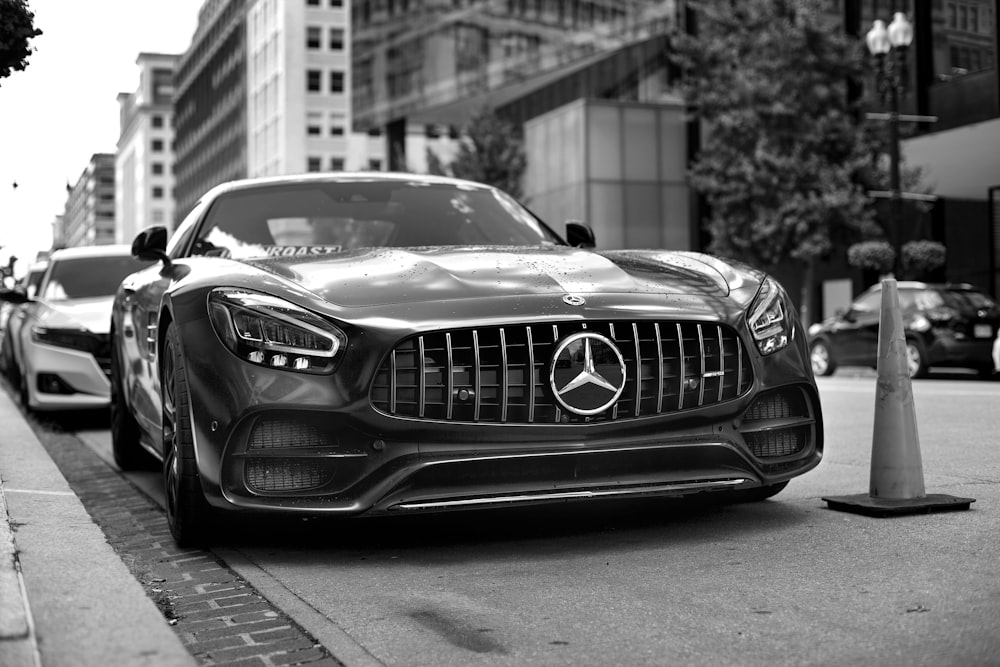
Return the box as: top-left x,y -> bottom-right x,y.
563,294 -> 586,306
549,332 -> 626,416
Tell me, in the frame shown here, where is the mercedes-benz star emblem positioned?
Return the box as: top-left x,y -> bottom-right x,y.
563,294 -> 586,306
549,332 -> 626,416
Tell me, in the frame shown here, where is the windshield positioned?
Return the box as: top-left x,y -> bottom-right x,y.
191,180 -> 562,259
41,255 -> 149,301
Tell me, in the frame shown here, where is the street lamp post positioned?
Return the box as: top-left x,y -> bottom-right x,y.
866,12 -> 914,277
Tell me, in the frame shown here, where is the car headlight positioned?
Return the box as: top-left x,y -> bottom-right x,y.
31,326 -> 103,354
747,277 -> 792,355
208,288 -> 346,373
909,314 -> 931,333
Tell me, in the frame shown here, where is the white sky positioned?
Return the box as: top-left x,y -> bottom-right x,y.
0,0 -> 204,274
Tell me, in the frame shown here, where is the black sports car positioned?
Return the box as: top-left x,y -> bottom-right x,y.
808,281 -> 1000,378
110,173 -> 823,545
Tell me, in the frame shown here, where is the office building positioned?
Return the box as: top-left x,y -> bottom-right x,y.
116,53 -> 181,244
62,154 -> 116,248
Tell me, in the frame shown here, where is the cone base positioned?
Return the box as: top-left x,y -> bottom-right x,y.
822,493 -> 975,517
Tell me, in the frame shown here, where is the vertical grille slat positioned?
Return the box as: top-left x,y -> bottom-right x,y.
445,333 -> 454,420
526,326 -> 536,423
676,323 -> 686,411
473,329 -> 482,422
389,349 -> 397,414
716,326 -> 725,403
499,327 -> 509,423
417,336 -> 427,418
632,323 -> 641,417
654,323 -> 664,414
697,324 -> 706,407
372,320 -> 754,424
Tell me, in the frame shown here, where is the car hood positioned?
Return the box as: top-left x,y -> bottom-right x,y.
34,297 -> 114,334
237,246 -> 750,308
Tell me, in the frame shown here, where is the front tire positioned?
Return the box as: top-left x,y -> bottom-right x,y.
905,338 -> 928,378
162,323 -> 214,547
810,340 -> 837,377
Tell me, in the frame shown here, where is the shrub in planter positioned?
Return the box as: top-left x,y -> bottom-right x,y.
902,240 -> 946,279
847,240 -> 895,275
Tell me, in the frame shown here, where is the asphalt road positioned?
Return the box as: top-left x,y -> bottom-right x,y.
68,374 -> 1000,667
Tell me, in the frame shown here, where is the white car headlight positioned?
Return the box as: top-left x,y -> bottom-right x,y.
208,288 -> 346,373
747,277 -> 792,356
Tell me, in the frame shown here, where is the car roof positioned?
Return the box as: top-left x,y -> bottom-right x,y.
873,281 -> 984,292
47,244 -> 134,262
201,172 -> 496,199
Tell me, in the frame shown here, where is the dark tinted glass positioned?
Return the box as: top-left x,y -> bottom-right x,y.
42,255 -> 149,301
192,180 -> 562,258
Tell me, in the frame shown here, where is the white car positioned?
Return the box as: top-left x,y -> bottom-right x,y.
0,246 -> 149,411
0,261 -> 48,376
993,329 -> 1000,374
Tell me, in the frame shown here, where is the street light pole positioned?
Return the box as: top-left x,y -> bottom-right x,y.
866,12 -> 914,277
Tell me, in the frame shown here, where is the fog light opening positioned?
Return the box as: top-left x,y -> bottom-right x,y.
37,373 -> 77,395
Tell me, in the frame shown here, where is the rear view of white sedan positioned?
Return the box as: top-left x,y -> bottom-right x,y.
0,245 -> 150,411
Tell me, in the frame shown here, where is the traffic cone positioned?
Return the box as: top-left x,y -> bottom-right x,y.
822,278 -> 975,517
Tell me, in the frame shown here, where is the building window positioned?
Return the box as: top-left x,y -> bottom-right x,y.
306,0 -> 319,5
329,0 -> 342,6
151,209 -> 165,223
329,125 -> 344,136
367,127 -> 382,137
330,157 -> 344,171
329,27 -> 344,50
307,70 -> 322,92
368,158 -> 382,171
151,114 -> 164,128
307,26 -> 321,49
329,71 -> 344,93
307,124 -> 321,136
152,162 -> 164,175
152,186 -> 164,199
307,157 -> 322,172
151,139 -> 164,152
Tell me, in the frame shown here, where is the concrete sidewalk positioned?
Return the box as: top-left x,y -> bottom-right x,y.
0,389 -> 195,667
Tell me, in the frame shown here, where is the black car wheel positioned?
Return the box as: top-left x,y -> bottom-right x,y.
905,338 -> 928,378
18,364 -> 32,411
810,340 -> 837,376
162,323 -> 214,547
110,336 -> 154,470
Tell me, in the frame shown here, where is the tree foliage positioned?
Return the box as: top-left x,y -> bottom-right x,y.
672,0 -> 879,269
426,107 -> 527,199
0,0 -> 42,83
847,240 -> 895,274
901,239 -> 946,278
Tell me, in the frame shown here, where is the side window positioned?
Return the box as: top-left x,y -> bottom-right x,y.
851,291 -> 882,314
167,199 -> 211,258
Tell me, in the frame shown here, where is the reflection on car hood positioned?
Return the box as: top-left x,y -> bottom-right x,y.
239,246 -> 741,307
35,297 -> 114,334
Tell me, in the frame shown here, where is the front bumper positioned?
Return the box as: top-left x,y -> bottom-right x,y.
177,315 -> 822,515
23,341 -> 110,411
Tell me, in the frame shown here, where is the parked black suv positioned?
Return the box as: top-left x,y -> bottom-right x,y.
808,282 -> 1000,378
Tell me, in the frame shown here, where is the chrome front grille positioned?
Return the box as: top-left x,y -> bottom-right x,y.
370,321 -> 753,424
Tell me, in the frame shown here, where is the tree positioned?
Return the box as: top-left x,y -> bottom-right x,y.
0,0 -> 42,84
426,106 -> 527,199
672,0 -> 884,325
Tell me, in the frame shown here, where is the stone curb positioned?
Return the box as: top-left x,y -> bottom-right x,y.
0,388 -> 196,667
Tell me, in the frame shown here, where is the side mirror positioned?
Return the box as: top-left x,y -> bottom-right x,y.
565,221 -> 596,249
132,226 -> 172,269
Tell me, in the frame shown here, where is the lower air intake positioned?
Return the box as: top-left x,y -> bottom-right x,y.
245,458 -> 332,492
740,387 -> 817,460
